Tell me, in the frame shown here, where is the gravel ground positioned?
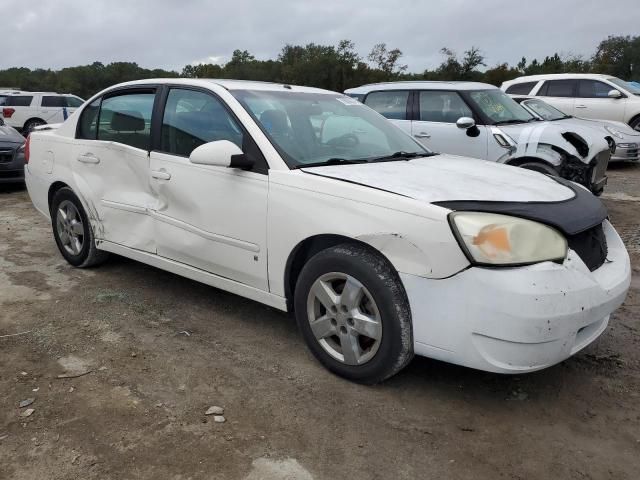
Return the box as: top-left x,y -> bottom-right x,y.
1,163 -> 639,480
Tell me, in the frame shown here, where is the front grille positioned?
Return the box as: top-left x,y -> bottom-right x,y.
567,224 -> 608,272
0,148 -> 14,164
591,151 -> 609,184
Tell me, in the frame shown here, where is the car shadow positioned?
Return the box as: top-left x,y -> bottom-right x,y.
0,182 -> 26,194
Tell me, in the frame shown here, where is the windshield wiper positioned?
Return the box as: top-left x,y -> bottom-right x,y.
367,151 -> 431,163
493,119 -> 528,125
294,158 -> 369,169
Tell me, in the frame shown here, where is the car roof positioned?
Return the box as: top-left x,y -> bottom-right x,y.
345,81 -> 496,94
107,78 -> 339,95
505,73 -> 613,84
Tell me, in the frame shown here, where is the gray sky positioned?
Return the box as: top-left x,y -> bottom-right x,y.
3,0 -> 638,72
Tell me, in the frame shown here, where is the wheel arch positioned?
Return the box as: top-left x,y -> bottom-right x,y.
23,117 -> 46,131
284,232 -> 431,310
48,181 -> 71,213
628,113 -> 640,129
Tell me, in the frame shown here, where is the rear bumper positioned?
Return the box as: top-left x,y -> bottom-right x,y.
402,220 -> 631,373
0,152 -> 25,183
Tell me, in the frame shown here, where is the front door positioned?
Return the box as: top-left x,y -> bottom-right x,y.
149,87 -> 269,290
72,89 -> 158,253
411,90 -> 488,159
574,79 -> 626,122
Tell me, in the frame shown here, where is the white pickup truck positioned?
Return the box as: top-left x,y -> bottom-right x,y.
1,92 -> 84,133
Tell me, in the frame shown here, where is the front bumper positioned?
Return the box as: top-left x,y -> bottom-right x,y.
402,220 -> 631,373
0,149 -> 25,183
611,142 -> 639,162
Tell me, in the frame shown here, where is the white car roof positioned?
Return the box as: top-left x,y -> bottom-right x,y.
345,81 -> 496,94
107,78 -> 339,95
504,73 -> 614,84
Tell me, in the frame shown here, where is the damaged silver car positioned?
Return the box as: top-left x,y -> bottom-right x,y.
345,82 -> 612,194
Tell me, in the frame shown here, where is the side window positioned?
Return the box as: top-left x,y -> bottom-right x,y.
42,96 -> 65,107
419,91 -> 472,123
505,82 -> 537,95
97,91 -> 155,150
77,98 -> 101,140
578,80 -> 614,98
66,96 -> 84,108
538,80 -> 576,98
5,96 -> 33,107
363,91 -> 409,120
160,88 -> 244,157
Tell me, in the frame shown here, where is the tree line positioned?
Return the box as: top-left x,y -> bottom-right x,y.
0,35 -> 637,100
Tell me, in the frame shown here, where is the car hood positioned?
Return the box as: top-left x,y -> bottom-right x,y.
301,155 -> 574,203
560,117 -> 640,137
497,121 -> 610,160
0,124 -> 25,144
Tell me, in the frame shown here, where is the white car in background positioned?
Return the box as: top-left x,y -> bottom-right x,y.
24,79 -> 630,383
502,74 -> 640,131
345,81 -> 611,194
513,96 -> 640,163
1,92 -> 85,133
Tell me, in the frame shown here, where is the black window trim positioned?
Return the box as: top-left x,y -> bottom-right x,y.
414,89 -> 479,125
153,84 -> 269,175
536,79 -> 578,98
361,89 -> 412,121
75,84 -> 161,146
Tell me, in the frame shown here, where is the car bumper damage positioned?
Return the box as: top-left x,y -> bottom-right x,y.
402,221 -> 630,373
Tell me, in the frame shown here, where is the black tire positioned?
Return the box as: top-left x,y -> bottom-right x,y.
519,161 -> 558,176
50,187 -> 109,268
629,116 -> 640,132
23,118 -> 45,134
294,243 -> 413,384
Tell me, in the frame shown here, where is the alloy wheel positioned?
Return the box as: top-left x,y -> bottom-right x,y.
56,200 -> 85,256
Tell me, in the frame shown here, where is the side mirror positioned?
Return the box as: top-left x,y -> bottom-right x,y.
608,89 -> 622,99
456,117 -> 476,129
189,140 -> 254,170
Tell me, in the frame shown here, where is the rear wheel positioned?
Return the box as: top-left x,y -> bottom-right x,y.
51,187 -> 108,268
24,118 -> 46,134
294,243 -> 413,384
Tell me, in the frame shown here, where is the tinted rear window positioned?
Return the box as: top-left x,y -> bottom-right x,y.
505,82 -> 537,95
42,96 -> 66,107
4,96 -> 33,106
538,80 -> 576,98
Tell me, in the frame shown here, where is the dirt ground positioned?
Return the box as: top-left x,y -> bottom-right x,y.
1,164 -> 639,480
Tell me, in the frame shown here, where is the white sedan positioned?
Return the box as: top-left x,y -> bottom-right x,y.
24,79 -> 631,383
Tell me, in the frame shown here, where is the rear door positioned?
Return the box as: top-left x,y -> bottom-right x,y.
148,86 -> 269,290
535,79 -> 577,116
575,79 -> 625,122
363,90 -> 412,135
72,87 -> 158,253
411,90 -> 488,159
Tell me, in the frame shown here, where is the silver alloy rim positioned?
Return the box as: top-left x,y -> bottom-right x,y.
306,272 -> 382,365
56,200 -> 85,256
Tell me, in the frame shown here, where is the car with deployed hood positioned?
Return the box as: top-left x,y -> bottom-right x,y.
513,96 -> 639,163
24,79 -> 630,383
0,116 -> 26,184
345,81 -> 612,194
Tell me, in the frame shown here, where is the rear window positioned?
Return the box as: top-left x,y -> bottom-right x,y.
537,80 -> 576,98
505,82 -> 537,95
4,96 -> 33,107
363,90 -> 409,120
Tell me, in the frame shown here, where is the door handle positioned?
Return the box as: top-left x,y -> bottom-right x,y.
575,105 -> 587,109
77,153 -> 100,164
414,132 -> 431,138
151,170 -> 171,181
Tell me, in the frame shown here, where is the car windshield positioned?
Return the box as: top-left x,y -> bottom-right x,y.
468,89 -> 535,125
522,98 -> 569,121
231,89 -> 430,168
607,77 -> 640,96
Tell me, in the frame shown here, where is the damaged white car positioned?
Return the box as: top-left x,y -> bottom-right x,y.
345,82 -> 612,194
25,79 -> 630,383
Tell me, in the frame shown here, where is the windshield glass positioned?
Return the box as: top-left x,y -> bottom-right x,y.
231,90 -> 429,168
522,98 -> 569,121
608,77 -> 640,96
468,89 -> 534,124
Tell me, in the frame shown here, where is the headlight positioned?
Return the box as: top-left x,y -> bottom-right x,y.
604,125 -> 624,139
449,212 -> 567,266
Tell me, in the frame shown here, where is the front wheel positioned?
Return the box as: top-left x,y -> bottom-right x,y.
294,243 -> 413,384
630,116 -> 640,132
519,161 -> 558,176
51,187 -> 109,268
